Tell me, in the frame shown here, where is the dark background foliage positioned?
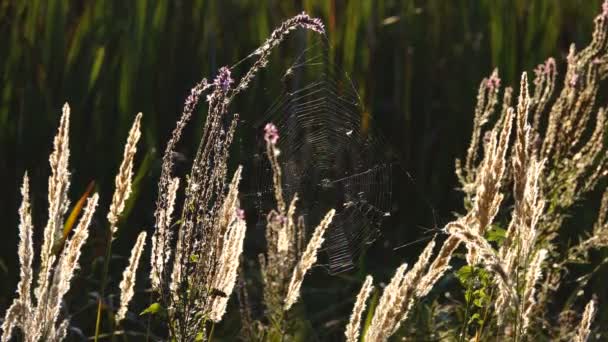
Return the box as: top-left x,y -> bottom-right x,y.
0,0 -> 605,339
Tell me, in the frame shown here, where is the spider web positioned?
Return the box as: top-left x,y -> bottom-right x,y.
243,39 -> 393,274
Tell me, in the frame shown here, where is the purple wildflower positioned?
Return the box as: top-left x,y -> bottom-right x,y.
292,12 -> 325,34
486,70 -> 501,92
214,66 -> 234,92
236,208 -> 245,220
264,123 -> 279,145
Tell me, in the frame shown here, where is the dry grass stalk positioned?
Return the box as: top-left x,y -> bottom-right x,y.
167,165 -> 245,337
416,235 -> 460,298
150,176 -> 179,292
16,174 -> 34,315
284,209 -> 335,310
363,264 -> 408,342
469,104 -> 514,236
493,74 -> 547,330
2,174 -> 34,341
259,194 -> 303,319
43,193 -> 98,337
36,103 -> 71,306
521,248 -> 547,333
456,68 -> 501,203
365,239 -> 435,342
116,231 -> 147,324
208,167 -> 247,322
511,72 -> 532,206
344,275 -> 374,342
465,102 -> 514,264
531,58 -> 557,129
574,297 -> 598,342
108,112 -> 143,236
94,112 -> 143,340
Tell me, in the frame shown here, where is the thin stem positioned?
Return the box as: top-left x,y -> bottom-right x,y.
145,294 -> 152,342
459,276 -> 474,342
94,297 -> 103,342
476,287 -> 496,340
94,230 -> 114,341
208,321 -> 216,342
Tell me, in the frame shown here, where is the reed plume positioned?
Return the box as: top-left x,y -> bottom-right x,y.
284,209 -> 335,310
2,104 -> 100,342
344,276 -> 374,342
36,103 -> 71,308
108,112 -> 142,235
574,297 -> 598,342
364,239 -> 435,341
116,231 -> 147,324
1,174 -> 34,341
94,112 -> 143,341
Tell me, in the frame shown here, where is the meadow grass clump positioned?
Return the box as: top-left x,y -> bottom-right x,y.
1,104 -> 144,342
145,13 -> 326,341
391,2 -> 608,340
342,2 -> 608,341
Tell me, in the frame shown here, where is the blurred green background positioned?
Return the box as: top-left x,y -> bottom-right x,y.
0,0 -> 605,339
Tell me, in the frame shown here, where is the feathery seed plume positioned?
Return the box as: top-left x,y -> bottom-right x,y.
284,209 -> 335,310
108,112 -> 143,236
116,231 -> 147,324
574,297 -> 598,342
365,239 -> 436,341
150,177 -> 179,291
41,193 -> 98,340
522,249 -> 548,332
36,103 -> 72,304
345,276 -> 374,342
2,174 -> 34,341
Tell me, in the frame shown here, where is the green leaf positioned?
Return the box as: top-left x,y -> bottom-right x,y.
456,265 -> 473,285
88,46 -> 105,89
468,313 -> 483,325
477,268 -> 491,283
486,226 -> 507,243
140,302 -> 163,316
